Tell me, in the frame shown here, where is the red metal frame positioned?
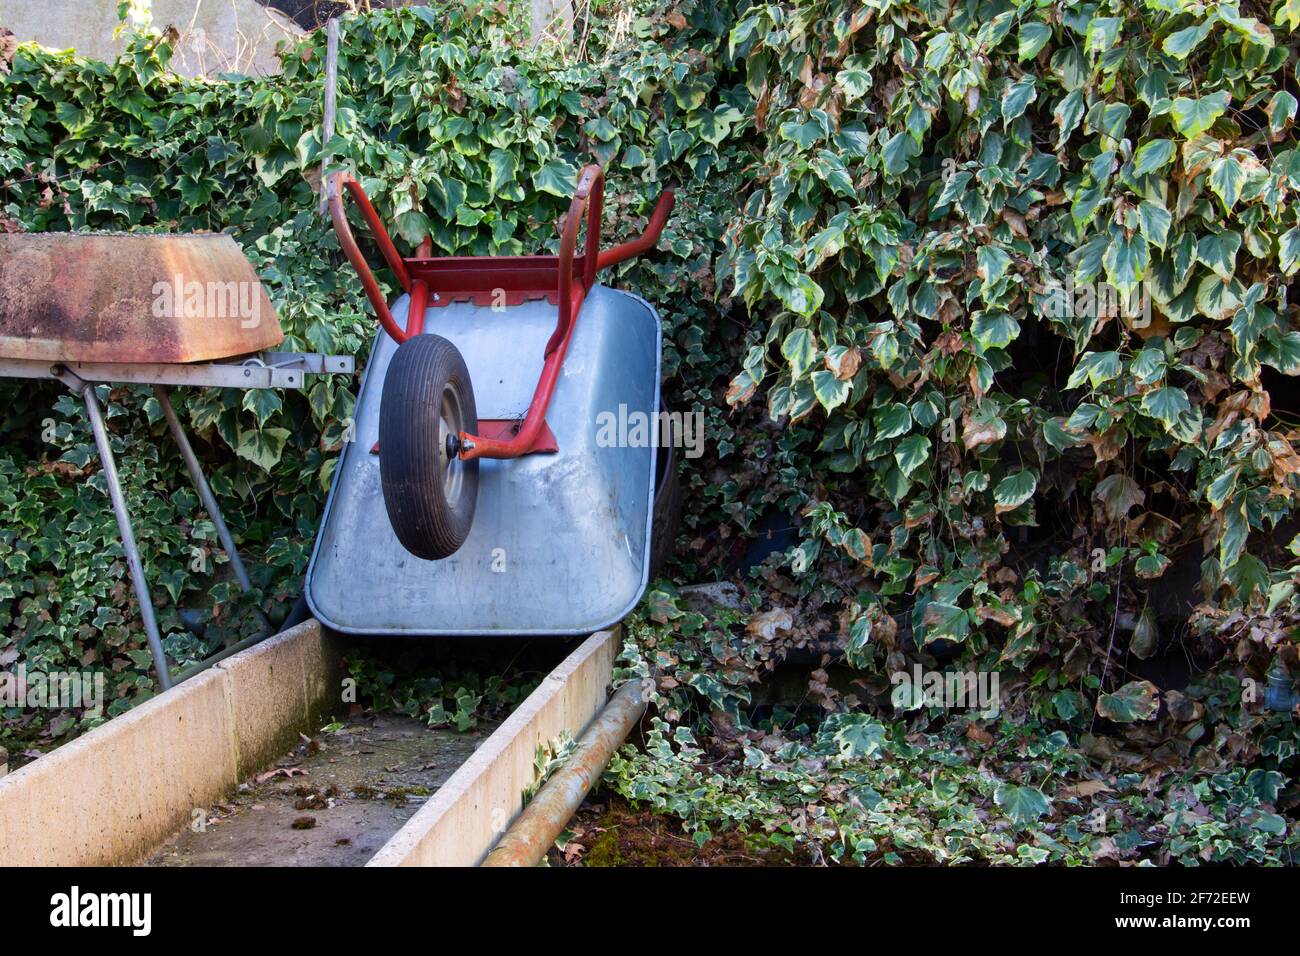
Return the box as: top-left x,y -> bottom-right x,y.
328,165 -> 673,461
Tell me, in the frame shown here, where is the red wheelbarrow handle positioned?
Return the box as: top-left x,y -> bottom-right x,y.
597,190 -> 676,271
328,167 -> 674,346
327,172 -> 412,344
328,164 -> 674,461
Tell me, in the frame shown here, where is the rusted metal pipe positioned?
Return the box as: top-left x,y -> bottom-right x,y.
481,677 -> 648,867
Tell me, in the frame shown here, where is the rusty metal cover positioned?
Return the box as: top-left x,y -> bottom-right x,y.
0,232 -> 283,363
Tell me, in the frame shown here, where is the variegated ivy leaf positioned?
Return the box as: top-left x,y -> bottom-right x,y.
811,369 -> 851,413
1170,90 -> 1230,138
971,311 -> 1020,349
781,327 -> 816,380
1096,681 -> 1160,722
1137,200 -> 1171,250
994,784 -> 1051,826
1266,91 -> 1297,134
1196,230 -> 1241,281
1018,21 -> 1051,61
1131,138 -> 1175,176
1141,386 -> 1191,429
993,470 -> 1037,514
894,434 -> 931,477
1278,0 -> 1300,30
1162,21 -> 1214,59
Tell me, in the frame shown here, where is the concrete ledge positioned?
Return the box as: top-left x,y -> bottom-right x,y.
367,628 -> 620,867
0,668 -> 235,867
0,618 -> 339,866
218,620 -> 343,778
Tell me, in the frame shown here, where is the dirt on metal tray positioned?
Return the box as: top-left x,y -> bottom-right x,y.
147,713 -> 494,867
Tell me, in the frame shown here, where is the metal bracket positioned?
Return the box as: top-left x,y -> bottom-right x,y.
0,352 -> 355,390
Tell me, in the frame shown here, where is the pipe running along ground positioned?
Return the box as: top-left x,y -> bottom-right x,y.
481,677 -> 649,867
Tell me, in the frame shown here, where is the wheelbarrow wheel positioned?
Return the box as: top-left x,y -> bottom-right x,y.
379,334 -> 479,560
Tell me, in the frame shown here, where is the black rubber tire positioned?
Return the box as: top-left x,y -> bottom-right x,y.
379,334 -> 479,560
649,401 -> 683,578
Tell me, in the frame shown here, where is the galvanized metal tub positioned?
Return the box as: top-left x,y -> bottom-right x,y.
305,285 -> 661,635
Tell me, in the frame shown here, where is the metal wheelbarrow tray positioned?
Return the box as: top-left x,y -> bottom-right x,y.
0,232 -> 283,362
306,166 -> 674,635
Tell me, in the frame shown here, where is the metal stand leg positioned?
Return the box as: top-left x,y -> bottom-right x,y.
154,385 -> 268,630
82,384 -> 173,691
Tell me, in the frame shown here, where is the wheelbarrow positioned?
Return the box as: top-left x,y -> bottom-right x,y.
305,165 -> 675,635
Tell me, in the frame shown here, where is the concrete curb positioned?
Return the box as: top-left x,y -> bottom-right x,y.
367,628 -> 621,867
0,619 -> 340,866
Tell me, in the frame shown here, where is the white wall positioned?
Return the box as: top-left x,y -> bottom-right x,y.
0,0 -> 303,77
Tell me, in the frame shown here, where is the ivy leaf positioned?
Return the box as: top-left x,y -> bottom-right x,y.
1220,494 -> 1250,569
976,244 -> 1011,289
781,274 -> 824,316
1277,0 -> 1300,30
833,715 -> 887,759
837,64 -> 872,103
875,403 -> 913,439
894,434 -> 932,477
1096,680 -> 1160,722
696,105 -> 743,146
1066,351 -> 1122,389
1207,465 -> 1241,511
241,388 -> 282,427
1103,230 -> 1148,288
584,117 -> 619,142
993,470 -> 1038,514
1085,16 -> 1123,54
1220,11 -> 1274,47
1093,474 -> 1144,523
1054,89 -> 1085,149
1227,553 -> 1269,600
534,158 -> 577,197
824,344 -> 861,380
1162,21 -> 1213,59
234,426 -> 290,472
995,784 -> 1051,826
1208,153 -> 1247,210
814,150 -> 857,197
1196,230 -> 1240,281
1136,200 -> 1171,250
881,131 -> 920,176
811,370 -> 851,413
1018,21 -> 1052,61
1263,331 -> 1300,374
781,327 -> 816,380
671,79 -> 710,111
971,311 -> 1020,349
1170,91 -> 1229,138
1279,227 -> 1300,277
1001,77 -> 1037,125
487,148 -> 516,195
1131,138 -> 1175,176
1196,274 -> 1242,320
1266,91 -> 1297,134
921,601 -> 970,643
924,32 -> 955,70
1141,386 -> 1191,428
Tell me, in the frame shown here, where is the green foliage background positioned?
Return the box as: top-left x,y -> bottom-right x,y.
3,0 -> 1300,862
